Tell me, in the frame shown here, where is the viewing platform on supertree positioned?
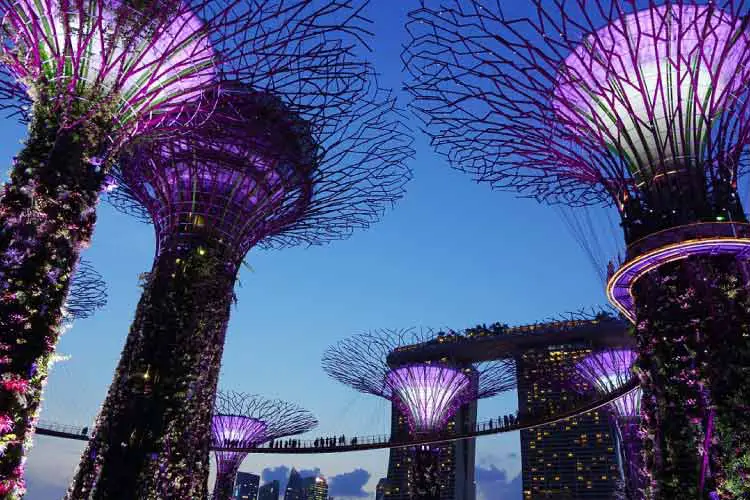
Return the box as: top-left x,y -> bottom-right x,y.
0,0 -> 287,491
575,349 -> 644,498
210,391 -> 317,500
403,2 -> 750,497
67,5 -> 413,495
324,328 -> 515,498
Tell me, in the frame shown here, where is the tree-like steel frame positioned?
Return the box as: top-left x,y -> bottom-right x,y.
403,2 -> 750,497
65,4 -> 412,496
210,391 -> 317,500
323,327 -> 515,499
575,349 -> 644,499
66,259 -> 108,321
0,0 -> 333,493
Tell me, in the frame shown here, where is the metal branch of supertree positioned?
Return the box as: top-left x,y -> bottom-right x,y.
66,259 -> 108,321
213,391 -> 318,445
575,348 -> 641,418
322,328 -> 516,402
403,0 -> 750,231
107,74 -> 413,263
210,391 -> 317,500
0,0 -> 379,143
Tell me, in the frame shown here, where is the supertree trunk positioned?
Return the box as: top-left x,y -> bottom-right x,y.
0,107 -> 106,496
633,256 -> 750,499
409,445 -> 446,500
616,418 -> 645,500
212,462 -> 241,500
66,242 -> 236,499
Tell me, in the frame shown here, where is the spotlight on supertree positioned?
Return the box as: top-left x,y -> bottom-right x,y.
68,11 -> 413,496
323,328 -> 515,499
575,349 -> 644,499
65,260 -> 108,321
210,391 -> 317,500
0,0 -> 268,489
403,2 -> 750,496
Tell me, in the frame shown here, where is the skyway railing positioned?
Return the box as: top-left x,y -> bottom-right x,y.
36,379 -> 638,454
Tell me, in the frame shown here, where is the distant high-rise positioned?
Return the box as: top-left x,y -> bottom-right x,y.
284,468 -> 311,500
234,472 -> 260,500
306,476 -> 329,500
384,401 -> 477,499
517,343 -> 618,498
375,478 -> 388,500
258,480 -> 280,500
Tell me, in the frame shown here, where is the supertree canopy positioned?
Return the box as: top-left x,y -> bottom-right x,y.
322,328 -> 516,428
403,1 -> 750,497
0,0 -> 266,492
576,349 -> 644,499
385,364 -> 472,435
66,4 -> 412,496
210,391 -> 317,500
323,328 -> 515,499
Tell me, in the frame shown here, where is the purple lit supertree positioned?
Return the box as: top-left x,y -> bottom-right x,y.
403,1 -> 750,497
0,0 -> 269,491
575,349 -> 644,499
323,328 -> 515,499
66,8 -> 412,495
210,391 -> 317,500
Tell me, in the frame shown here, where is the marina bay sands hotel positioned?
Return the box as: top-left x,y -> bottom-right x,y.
378,315 -> 632,499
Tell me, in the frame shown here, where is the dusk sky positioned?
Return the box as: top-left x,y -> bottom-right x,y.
6,1 -> 619,498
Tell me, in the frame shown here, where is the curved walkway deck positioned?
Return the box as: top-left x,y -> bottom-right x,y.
37,380 -> 638,454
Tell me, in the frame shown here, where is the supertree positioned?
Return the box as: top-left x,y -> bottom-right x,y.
402,1 -> 750,497
575,349 -> 644,499
210,391 -> 317,500
0,0 -> 275,491
323,328 -> 515,499
66,15 -> 412,498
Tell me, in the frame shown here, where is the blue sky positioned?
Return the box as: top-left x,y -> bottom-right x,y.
8,1 -> 616,498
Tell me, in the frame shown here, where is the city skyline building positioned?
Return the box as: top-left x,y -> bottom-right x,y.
258,480 -> 280,500
234,472 -> 260,500
284,468 -> 328,500
306,476 -> 329,500
517,342 -> 618,499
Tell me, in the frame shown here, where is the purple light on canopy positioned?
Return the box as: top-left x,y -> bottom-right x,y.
211,415 -> 267,475
576,349 -> 641,417
0,0 -> 216,137
209,391 -> 318,500
118,89 -> 315,263
553,4 -> 750,185
385,364 -> 472,435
